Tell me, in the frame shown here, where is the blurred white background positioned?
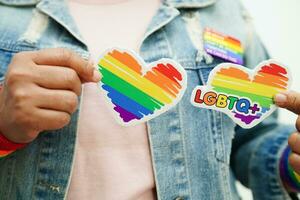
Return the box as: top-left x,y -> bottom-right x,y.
237,0 -> 300,199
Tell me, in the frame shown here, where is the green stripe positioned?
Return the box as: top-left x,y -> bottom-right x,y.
288,163 -> 300,188
212,86 -> 273,108
99,66 -> 164,111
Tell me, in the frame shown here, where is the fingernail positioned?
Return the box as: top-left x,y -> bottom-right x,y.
93,69 -> 102,82
274,93 -> 288,105
85,58 -> 95,76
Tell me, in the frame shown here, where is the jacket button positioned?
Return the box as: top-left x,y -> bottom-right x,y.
174,197 -> 184,200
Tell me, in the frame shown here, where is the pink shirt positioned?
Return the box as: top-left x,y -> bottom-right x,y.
67,0 -> 160,199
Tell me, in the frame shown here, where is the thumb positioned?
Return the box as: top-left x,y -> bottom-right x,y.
274,91 -> 300,114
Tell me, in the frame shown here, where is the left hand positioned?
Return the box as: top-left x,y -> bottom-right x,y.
275,91 -> 300,174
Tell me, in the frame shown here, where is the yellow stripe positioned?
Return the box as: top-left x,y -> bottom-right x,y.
214,74 -> 283,91
204,34 -> 243,54
204,34 -> 243,53
99,55 -> 173,104
204,31 -> 242,48
211,74 -> 284,98
294,171 -> 300,181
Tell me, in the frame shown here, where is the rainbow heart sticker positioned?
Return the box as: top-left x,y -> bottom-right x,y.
97,48 -> 187,126
191,60 -> 292,129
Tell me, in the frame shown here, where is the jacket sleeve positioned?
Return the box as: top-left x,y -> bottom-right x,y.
230,25 -> 298,199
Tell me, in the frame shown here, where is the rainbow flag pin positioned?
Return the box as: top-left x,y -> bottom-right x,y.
203,28 -> 244,65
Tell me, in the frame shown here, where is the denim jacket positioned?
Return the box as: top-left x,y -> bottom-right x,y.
0,0 -> 296,199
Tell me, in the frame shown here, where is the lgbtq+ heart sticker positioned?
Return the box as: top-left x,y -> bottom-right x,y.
190,60 -> 292,129
97,48 -> 187,126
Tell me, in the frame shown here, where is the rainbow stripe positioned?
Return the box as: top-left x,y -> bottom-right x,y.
0,149 -> 14,158
211,62 -> 289,123
280,146 -> 300,191
204,28 -> 244,65
211,63 -> 289,108
98,49 -> 184,123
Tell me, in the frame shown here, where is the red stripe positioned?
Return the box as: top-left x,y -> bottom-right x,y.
0,133 -> 27,151
155,63 -> 182,84
259,63 -> 288,78
226,36 -> 241,45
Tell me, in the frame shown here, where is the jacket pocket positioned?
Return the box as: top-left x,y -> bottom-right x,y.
0,49 -> 14,81
196,58 -> 236,164
0,44 -> 37,81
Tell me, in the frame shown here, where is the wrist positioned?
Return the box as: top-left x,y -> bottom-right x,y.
279,146 -> 300,192
0,82 -> 29,144
0,131 -> 27,157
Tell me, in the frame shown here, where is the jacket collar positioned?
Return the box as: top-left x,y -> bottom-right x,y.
142,0 -> 217,43
0,0 -> 217,8
0,0 -> 39,6
165,0 -> 217,8
36,0 -> 85,44
0,0 -> 217,49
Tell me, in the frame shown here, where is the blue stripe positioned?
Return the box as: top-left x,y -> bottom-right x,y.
102,85 -> 154,118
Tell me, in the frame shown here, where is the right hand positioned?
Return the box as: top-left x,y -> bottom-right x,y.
0,48 -> 101,143
275,91 -> 300,174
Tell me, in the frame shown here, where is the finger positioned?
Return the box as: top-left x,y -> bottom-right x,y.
297,116 -> 300,132
289,153 -> 300,175
31,48 -> 101,82
33,108 -> 71,131
274,91 -> 300,115
34,87 -> 79,114
288,132 -> 300,154
33,65 -> 82,96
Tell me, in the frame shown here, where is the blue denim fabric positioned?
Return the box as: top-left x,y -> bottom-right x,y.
233,125 -> 296,200
0,0 -> 295,199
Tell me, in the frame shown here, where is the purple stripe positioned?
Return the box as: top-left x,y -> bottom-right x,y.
204,44 -> 243,65
280,146 -> 300,191
279,147 -> 293,189
233,112 -> 260,124
114,105 -> 141,122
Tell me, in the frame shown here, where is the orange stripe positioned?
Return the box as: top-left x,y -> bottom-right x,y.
217,67 -> 250,81
205,29 -> 242,47
0,149 -> 14,156
109,50 -> 142,74
254,72 -> 288,89
254,78 -> 286,89
153,67 -> 182,88
145,69 -> 181,97
225,36 -> 241,46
